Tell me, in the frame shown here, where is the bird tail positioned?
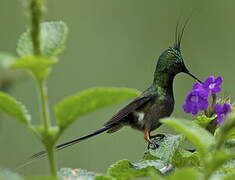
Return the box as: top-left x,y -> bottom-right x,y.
16,126 -> 112,169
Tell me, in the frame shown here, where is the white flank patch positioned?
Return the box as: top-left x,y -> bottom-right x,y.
133,111 -> 145,124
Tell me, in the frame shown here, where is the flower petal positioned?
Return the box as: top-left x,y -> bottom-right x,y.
215,76 -> 223,86
211,86 -> 221,93
216,115 -> 225,125
203,76 -> 214,87
223,103 -> 231,114
191,104 -> 199,115
193,82 -> 203,90
214,104 -> 224,113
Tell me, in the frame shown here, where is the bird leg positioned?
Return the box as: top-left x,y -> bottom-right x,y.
144,129 -> 151,142
144,129 -> 160,149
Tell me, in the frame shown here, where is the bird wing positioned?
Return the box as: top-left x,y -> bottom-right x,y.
104,91 -> 155,127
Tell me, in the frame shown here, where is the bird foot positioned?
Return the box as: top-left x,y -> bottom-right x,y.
151,133 -> 165,140
148,139 -> 159,150
147,134 -> 166,150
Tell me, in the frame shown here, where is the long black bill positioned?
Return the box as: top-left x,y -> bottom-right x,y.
185,71 -> 202,83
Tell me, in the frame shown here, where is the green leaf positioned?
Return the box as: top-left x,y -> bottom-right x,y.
215,112 -> 235,149
223,174 -> 235,180
95,175 -> 116,180
107,159 -> 163,180
165,168 -> 200,180
58,168 -> 116,180
194,115 -> 215,128
11,56 -> 56,81
0,92 -> 30,125
219,159 -> 235,175
58,168 -> 98,180
142,152 -> 159,160
148,134 -> 184,164
161,118 -> 215,156
23,177 -> 56,180
0,53 -> 16,70
225,139 -> 235,148
172,150 -> 200,168
17,21 -> 68,57
205,150 -> 235,179
55,87 -> 141,130
0,168 -> 22,180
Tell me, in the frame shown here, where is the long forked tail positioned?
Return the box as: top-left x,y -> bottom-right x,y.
17,126 -> 112,169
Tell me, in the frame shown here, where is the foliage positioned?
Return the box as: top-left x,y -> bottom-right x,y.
57,114 -> 235,180
0,0 -> 141,178
55,87 -> 141,131
0,92 -> 31,125
17,21 -> 68,58
1,0 -> 235,180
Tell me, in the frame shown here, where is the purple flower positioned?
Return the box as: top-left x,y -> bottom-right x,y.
203,76 -> 223,94
183,83 -> 209,115
214,103 -> 231,125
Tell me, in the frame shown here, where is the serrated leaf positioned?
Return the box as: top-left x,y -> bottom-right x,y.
194,115 -> 215,128
58,168 -> 98,180
0,53 -> 16,70
95,176 -> 116,180
223,174 -> 235,180
205,151 -> 235,179
58,168 -> 116,180
0,92 -> 30,125
23,177 -> 56,180
0,168 -> 22,180
142,152 -> 159,160
165,168 -> 200,180
95,175 -> 116,180
148,134 -> 184,164
219,159 -> 235,175
17,21 -> 68,57
225,139 -> 235,148
161,118 -> 216,156
107,159 -> 163,180
172,150 -> 200,168
214,113 -> 235,149
12,56 -> 56,81
55,87 -> 141,130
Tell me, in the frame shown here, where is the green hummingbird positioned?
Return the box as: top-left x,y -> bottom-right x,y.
31,22 -> 201,159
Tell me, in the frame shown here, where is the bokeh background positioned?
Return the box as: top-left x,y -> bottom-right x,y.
0,0 -> 234,176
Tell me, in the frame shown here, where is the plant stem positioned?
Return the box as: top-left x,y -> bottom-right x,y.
38,81 -> 50,131
30,0 -> 42,55
38,80 -> 57,176
47,145 -> 57,176
30,0 -> 57,176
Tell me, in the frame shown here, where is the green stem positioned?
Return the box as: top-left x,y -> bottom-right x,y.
30,0 -> 57,176
47,145 -> 57,176
30,0 -> 42,55
38,80 -> 57,176
38,81 -> 50,131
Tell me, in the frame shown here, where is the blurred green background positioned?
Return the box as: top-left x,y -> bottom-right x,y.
0,0 -> 234,176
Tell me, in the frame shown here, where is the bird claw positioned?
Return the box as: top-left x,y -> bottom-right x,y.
147,134 -> 166,150
148,139 -> 159,150
151,133 -> 166,140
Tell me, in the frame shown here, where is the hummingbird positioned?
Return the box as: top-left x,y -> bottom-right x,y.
30,22 -> 202,160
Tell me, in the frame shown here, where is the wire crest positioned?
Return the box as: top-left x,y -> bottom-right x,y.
174,16 -> 191,49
